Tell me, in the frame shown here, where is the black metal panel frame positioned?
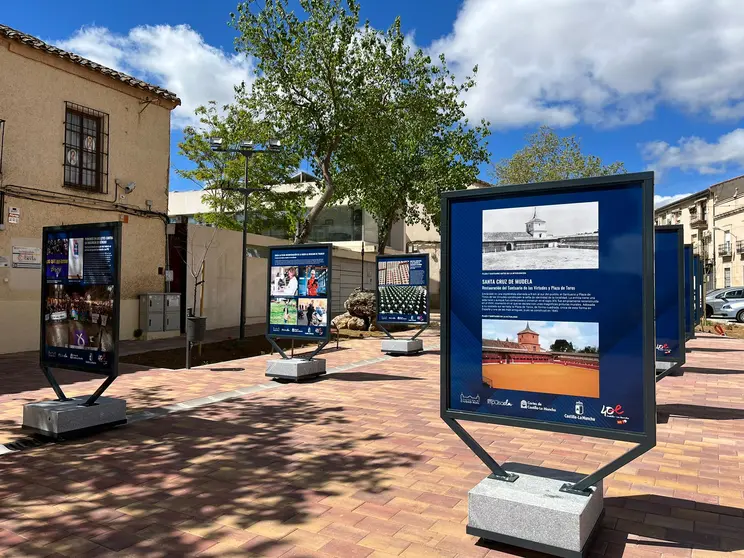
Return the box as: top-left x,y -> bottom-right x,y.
693,254 -> 703,327
683,244 -> 695,341
654,225 -> 686,366
375,252 -> 431,326
440,172 -> 657,446
265,243 -> 333,342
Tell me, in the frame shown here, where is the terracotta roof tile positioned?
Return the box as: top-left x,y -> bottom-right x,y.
0,24 -> 180,105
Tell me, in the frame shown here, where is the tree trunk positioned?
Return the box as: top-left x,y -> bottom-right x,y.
377,217 -> 394,255
295,152 -> 335,244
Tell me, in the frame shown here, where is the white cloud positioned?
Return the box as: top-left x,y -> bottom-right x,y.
56,25 -> 254,128
654,193 -> 693,208
432,0 -> 744,128
641,129 -> 744,177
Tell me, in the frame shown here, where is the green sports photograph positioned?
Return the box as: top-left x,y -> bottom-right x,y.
270,297 -> 298,325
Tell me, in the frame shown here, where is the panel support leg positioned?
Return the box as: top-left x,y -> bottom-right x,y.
443,417 -> 518,482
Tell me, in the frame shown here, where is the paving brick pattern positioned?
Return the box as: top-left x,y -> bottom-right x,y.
0,332 -> 742,557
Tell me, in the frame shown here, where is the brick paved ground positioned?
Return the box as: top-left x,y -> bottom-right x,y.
0,332 -> 742,557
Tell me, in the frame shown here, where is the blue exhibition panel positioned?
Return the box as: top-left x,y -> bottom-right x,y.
442,173 -> 655,443
376,253 -> 430,325
654,227 -> 685,363
266,245 -> 332,340
41,222 -> 122,375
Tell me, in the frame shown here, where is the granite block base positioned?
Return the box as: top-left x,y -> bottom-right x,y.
266,358 -> 326,381
381,338 -> 423,355
468,466 -> 603,558
22,396 -> 127,440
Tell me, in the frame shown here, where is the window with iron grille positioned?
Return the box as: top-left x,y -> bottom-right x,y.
63,102 -> 109,193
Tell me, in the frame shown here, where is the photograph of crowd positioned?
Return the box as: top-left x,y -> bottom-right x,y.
378,285 -> 427,318
299,266 -> 328,296
378,260 -> 411,286
269,297 -> 298,325
482,203 -> 599,271
298,298 -> 328,326
270,266 -> 299,296
482,319 -> 599,398
44,284 -> 114,351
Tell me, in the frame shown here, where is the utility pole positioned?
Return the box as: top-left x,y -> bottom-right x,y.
210,139 -> 283,339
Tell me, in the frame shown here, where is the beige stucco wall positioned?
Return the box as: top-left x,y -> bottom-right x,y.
186,225 -> 391,329
713,195 -> 744,288
0,37 -> 176,354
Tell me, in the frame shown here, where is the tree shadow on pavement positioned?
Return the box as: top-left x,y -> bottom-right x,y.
601,495 -> 744,554
0,354 -> 157,399
657,404 -> 744,422
0,394 -> 421,557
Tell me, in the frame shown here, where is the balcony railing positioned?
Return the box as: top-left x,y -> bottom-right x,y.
737,240 -> 744,254
718,242 -> 733,257
689,212 -> 708,228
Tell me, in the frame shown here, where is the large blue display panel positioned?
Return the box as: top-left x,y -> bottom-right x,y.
41,222 -> 121,375
683,245 -> 693,339
376,254 -> 429,325
441,173 -> 655,443
655,226 -> 685,363
267,245 -> 331,340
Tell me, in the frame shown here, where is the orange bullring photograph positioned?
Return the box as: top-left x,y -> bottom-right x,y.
482,319 -> 600,398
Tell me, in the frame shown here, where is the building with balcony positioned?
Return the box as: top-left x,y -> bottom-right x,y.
0,24 -> 180,354
655,174 -> 744,291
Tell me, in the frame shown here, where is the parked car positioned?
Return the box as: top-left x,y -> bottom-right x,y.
718,299 -> 744,323
706,287 -> 744,317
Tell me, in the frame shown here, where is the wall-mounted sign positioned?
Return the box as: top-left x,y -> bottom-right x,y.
376,253 -> 430,325
441,172 -> 656,444
41,222 -> 122,375
654,226 -> 685,363
12,246 -> 41,269
0,255 -> 8,268
266,244 -> 332,340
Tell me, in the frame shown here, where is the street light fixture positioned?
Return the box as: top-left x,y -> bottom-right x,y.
210,138 -> 283,339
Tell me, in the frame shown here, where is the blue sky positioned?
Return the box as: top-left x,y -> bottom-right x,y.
5,0 -> 744,206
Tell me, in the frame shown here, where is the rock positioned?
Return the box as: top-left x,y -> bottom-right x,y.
346,317 -> 366,330
344,289 -> 376,320
331,312 -> 352,330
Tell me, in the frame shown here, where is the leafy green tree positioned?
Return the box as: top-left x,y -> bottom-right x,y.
581,346 -> 598,354
550,339 -> 575,353
338,27 -> 490,253
491,126 -> 626,185
177,102 -> 305,235
231,0 -> 411,243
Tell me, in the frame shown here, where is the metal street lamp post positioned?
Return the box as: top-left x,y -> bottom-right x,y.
210,138 -> 282,340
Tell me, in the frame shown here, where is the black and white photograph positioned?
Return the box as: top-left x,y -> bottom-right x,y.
482,202 -> 599,270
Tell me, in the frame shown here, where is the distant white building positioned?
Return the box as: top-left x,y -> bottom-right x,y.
168,171 -> 406,252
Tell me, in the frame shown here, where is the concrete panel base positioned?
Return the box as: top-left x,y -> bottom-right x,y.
22,396 -> 127,440
266,358 -> 326,381
381,338 -> 424,355
656,360 -> 684,380
468,467 -> 603,558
